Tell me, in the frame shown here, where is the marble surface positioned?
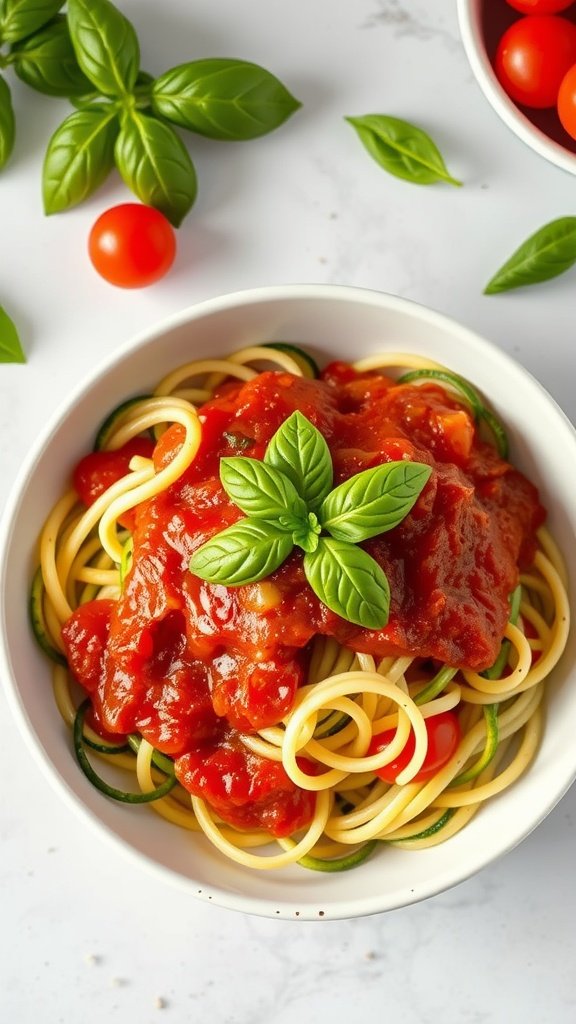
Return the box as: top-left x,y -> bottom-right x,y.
1,1 -> 576,1021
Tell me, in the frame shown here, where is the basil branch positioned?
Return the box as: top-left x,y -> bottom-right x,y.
189,410 -> 432,630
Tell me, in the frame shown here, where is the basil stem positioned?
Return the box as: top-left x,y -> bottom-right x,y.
11,15 -> 92,97
345,114 -> 462,186
0,73 -> 14,168
43,106 -> 119,214
114,110 -> 197,227
151,58 -> 301,141
0,0 -> 63,45
484,216 -> 576,294
66,0 -> 139,97
0,303 -> 25,362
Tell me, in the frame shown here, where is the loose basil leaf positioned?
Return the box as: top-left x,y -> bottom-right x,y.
220,456 -> 307,525
320,461 -> 432,543
11,16 -> 93,96
0,0 -> 63,44
303,538 -> 390,629
43,106 -> 119,214
151,58 -> 301,140
189,519 -> 294,586
0,74 -> 15,169
345,114 -> 461,187
484,216 -> 576,294
264,410 -> 333,513
0,304 -> 26,363
114,111 -> 197,226
67,0 -> 139,96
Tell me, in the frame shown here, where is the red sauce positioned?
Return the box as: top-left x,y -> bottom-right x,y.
62,365 -> 545,836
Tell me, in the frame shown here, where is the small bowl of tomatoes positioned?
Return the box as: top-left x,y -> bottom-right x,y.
457,0 -> 576,174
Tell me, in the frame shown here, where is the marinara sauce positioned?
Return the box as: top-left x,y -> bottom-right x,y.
62,365 -> 544,836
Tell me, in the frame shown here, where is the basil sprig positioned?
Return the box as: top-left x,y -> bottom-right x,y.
484,216 -> 576,294
0,304 -> 26,362
189,410 -> 432,629
345,114 -> 461,187
37,0 -> 300,224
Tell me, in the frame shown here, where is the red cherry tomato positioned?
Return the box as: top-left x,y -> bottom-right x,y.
88,203 -> 176,288
367,710 -> 461,784
506,1 -> 575,13
495,15 -> 576,108
73,437 -> 155,507
558,61 -> 576,136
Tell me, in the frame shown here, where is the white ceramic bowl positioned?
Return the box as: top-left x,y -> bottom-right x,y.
458,0 -> 576,175
1,284 -> 576,921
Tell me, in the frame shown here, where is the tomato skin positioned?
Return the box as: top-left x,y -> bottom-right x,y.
506,1 -> 575,13
495,15 -> 576,108
73,437 -> 155,508
88,204 -> 176,288
557,61 -> 576,135
367,710 -> 461,784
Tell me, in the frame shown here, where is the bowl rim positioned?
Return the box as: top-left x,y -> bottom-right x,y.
456,0 -> 576,176
1,281 -> 576,920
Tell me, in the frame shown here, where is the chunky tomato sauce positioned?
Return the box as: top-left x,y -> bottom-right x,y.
62,365 -> 544,835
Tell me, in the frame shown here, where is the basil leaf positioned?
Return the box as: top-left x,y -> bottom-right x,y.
345,114 -> 461,187
264,410 -> 333,513
0,0 -> 63,44
304,538 -> 390,629
151,58 -> 301,141
11,16 -> 93,96
189,519 -> 294,586
67,0 -> 139,96
43,106 -> 118,214
484,217 -> 576,294
114,111 -> 197,227
0,74 -> 15,169
320,461 -> 432,543
0,305 -> 26,363
220,456 -> 307,525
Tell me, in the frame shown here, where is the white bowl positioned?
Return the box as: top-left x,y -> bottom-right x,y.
457,0 -> 576,175
1,284 -> 576,920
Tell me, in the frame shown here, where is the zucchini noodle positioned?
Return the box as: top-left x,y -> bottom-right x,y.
31,345 -> 570,872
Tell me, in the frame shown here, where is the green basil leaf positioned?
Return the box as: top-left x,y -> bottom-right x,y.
345,114 -> 461,187
43,106 -> 118,214
0,0 -> 62,44
484,217 -> 576,294
151,58 -> 301,140
320,461 -> 432,543
0,304 -> 26,362
189,519 -> 294,586
11,16 -> 93,96
67,0 -> 139,96
292,512 -> 321,554
220,456 -> 307,524
0,74 -> 15,169
303,538 -> 390,629
264,410 -> 333,513
114,111 -> 197,227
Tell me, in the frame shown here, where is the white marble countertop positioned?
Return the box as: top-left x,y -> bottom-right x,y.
1,1 -> 575,1021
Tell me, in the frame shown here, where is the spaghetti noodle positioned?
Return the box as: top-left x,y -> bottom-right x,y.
31,345 -> 569,871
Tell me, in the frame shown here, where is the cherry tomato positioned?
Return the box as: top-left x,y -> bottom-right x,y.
73,437 -> 155,507
88,203 -> 176,288
557,61 -> 576,136
367,710 -> 461,784
506,1 -> 575,13
495,15 -> 576,108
